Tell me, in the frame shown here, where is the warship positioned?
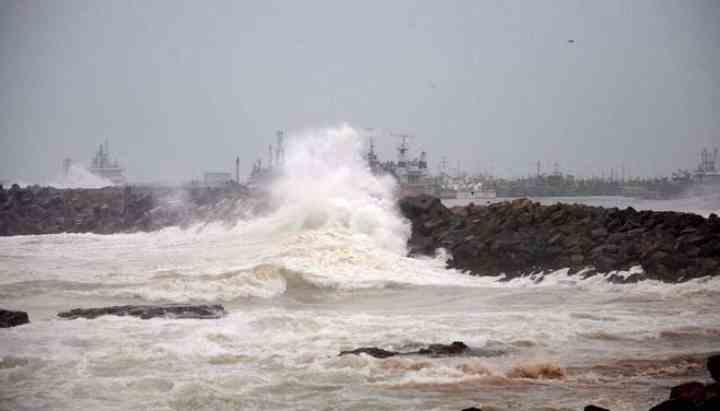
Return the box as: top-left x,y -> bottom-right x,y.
88,140 -> 126,185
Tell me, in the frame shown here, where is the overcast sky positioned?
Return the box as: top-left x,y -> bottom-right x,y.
1,0 -> 718,183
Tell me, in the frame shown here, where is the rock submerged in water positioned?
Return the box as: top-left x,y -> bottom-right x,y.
0,308 -> 30,328
399,195 -> 720,283
339,347 -> 398,359
339,341 -> 491,359
57,304 -> 226,320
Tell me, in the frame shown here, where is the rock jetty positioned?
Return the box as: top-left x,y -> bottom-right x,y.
0,184 -> 251,236
57,304 -> 226,320
399,195 -> 720,282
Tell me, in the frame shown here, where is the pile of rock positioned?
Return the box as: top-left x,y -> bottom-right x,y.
0,184 -> 252,236
399,195 -> 720,282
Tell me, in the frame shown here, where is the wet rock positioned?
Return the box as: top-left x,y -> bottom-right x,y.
708,355 -> 720,382
57,304 -> 226,320
339,341 -> 477,359
649,399 -> 696,411
0,185 -> 251,236
339,347 -> 398,359
399,195 -> 720,283
417,341 -> 468,356
0,309 -> 30,328
698,396 -> 720,411
670,381 -> 706,402
705,382 -> 720,398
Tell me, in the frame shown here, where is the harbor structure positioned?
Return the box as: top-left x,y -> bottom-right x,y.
694,148 -> 719,184
248,130 -> 286,187
89,140 -> 126,185
363,130 -> 436,197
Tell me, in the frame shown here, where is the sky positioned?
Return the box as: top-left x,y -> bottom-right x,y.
1,0 -> 719,184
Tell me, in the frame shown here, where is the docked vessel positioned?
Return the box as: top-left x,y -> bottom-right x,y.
693,148 -> 720,188
88,141 -> 126,185
364,134 -> 437,197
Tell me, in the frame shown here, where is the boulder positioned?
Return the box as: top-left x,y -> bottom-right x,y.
339,341 -> 475,359
0,309 -> 30,328
670,382 -> 705,402
57,304 -> 226,320
698,396 -> 720,411
339,347 -> 398,359
417,341 -> 468,356
708,355 -> 720,382
649,399 -> 696,411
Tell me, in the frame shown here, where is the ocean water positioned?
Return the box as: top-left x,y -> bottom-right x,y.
2,126 -> 719,411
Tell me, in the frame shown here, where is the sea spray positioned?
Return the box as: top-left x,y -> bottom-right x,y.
47,163 -> 114,189
267,124 -> 409,254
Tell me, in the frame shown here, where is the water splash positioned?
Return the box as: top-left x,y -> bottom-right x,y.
47,164 -> 114,188
267,124 -> 409,254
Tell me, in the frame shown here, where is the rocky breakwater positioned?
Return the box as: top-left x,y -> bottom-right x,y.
399,195 -> 720,282
0,183 -> 253,236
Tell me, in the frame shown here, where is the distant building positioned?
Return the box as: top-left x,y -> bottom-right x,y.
203,172 -> 233,187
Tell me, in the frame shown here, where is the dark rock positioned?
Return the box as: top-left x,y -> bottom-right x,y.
584,406 -> 611,411
461,408 -> 483,411
340,341 -> 477,359
708,355 -> 720,382
698,396 -> 720,411
57,304 -> 226,320
0,185 -> 251,236
398,195 -> 720,283
417,341 -> 468,356
670,381 -> 706,402
705,382 -> 720,398
0,309 -> 30,328
649,399 -> 696,411
339,347 -> 398,359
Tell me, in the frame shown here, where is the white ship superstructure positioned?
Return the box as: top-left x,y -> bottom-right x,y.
89,141 -> 126,185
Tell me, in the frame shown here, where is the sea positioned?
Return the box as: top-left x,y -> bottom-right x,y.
2,126 -> 719,411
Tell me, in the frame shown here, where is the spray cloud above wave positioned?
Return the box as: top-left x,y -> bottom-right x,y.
46,164 -> 115,189
266,125 -> 410,254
